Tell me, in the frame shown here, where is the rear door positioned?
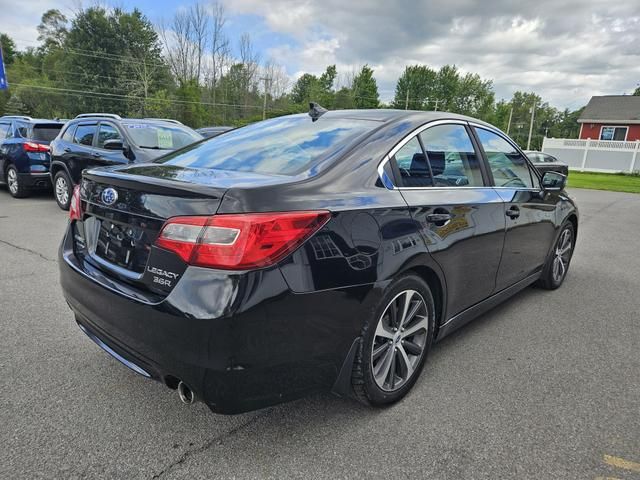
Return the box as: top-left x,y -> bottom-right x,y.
390,121 -> 506,317
68,123 -> 99,184
472,126 -> 557,291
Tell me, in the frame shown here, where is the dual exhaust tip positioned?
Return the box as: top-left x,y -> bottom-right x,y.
177,381 -> 195,405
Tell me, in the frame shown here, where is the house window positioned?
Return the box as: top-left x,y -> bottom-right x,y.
600,126 -> 628,141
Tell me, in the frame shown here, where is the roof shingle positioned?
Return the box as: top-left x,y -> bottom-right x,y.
578,95 -> 640,123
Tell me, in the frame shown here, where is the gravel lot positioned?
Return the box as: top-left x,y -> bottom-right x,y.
1,187 -> 638,480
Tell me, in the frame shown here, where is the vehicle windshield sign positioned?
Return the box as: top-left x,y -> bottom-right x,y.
125,123 -> 201,150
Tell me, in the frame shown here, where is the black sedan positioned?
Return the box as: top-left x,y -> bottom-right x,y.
59,107 -> 578,414
525,150 -> 569,176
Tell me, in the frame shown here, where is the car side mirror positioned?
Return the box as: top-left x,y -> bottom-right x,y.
541,171 -> 566,191
103,139 -> 125,151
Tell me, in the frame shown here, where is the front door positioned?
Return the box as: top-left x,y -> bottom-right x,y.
94,122 -> 130,167
473,126 -> 557,291
390,121 -> 506,317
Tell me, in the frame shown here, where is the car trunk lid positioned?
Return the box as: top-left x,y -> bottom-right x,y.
73,163 -> 285,295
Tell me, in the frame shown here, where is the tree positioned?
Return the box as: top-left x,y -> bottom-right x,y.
37,9 -> 68,52
634,86 -> 640,96
0,33 -> 17,65
393,65 -> 437,110
291,73 -> 317,104
352,65 -> 379,108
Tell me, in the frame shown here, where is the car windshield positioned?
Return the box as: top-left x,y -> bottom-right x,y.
156,115 -> 379,176
123,122 -> 202,150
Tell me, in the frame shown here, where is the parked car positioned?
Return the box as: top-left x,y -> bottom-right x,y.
524,150 -> 569,176
196,126 -> 233,138
49,114 -> 203,209
59,108 -> 578,414
0,116 -> 64,198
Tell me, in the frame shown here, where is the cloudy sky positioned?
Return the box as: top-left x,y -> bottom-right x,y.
2,0 -> 639,109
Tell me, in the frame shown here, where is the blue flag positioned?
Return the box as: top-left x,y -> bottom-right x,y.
0,46 -> 8,90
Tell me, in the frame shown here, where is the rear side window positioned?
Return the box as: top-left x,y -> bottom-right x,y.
0,123 -> 10,139
96,123 -> 122,149
62,125 -> 76,142
419,124 -> 484,187
475,128 -> 535,188
394,137 -> 432,187
15,122 -> 30,138
32,124 -> 63,142
157,115 -> 378,176
74,124 -> 97,146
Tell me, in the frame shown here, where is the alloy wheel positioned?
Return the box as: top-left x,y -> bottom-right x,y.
371,289 -> 429,392
7,168 -> 18,195
56,176 -> 69,206
552,228 -> 573,283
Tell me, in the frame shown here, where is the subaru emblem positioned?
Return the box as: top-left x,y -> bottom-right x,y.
101,187 -> 118,206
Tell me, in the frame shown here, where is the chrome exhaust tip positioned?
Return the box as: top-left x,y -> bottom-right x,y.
177,381 -> 194,405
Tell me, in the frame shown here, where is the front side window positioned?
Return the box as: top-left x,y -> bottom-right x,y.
600,126 -> 627,141
419,124 -> 484,187
475,128 -> 535,188
96,123 -> 122,149
394,137 -> 432,187
74,124 -> 97,146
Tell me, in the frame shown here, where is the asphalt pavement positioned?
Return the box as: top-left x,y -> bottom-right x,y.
0,188 -> 638,479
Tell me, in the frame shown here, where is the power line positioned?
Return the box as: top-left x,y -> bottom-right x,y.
11,83 -> 290,112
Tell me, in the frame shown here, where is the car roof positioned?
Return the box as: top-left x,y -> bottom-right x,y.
317,109 -> 494,128
0,117 -> 63,125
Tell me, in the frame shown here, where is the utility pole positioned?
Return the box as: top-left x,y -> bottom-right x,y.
260,76 -> 270,120
526,100 -> 536,150
506,106 -> 513,135
405,88 -> 409,110
434,99 -> 439,111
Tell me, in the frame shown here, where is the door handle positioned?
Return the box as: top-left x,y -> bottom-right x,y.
426,213 -> 452,225
506,206 -> 520,219
92,152 -> 102,158
64,147 -> 71,152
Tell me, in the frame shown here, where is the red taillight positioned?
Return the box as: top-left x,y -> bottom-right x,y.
69,185 -> 83,221
23,142 -> 50,152
155,211 -> 331,270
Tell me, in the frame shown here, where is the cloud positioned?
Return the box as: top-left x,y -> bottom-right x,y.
223,0 -> 640,108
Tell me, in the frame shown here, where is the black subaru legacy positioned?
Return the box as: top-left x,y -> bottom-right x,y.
59,107 -> 578,414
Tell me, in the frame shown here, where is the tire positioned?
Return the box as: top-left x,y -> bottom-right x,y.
6,165 -> 29,198
536,222 -> 575,290
352,274 -> 435,406
53,170 -> 73,210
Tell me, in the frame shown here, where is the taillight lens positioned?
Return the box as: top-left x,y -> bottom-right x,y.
155,211 -> 331,270
23,142 -> 50,152
69,185 -> 83,221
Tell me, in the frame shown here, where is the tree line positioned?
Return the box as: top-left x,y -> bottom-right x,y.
0,5 -> 601,149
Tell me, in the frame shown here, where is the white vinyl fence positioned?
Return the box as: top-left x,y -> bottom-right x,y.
542,138 -> 640,173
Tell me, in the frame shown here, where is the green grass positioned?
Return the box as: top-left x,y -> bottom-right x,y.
567,171 -> 640,194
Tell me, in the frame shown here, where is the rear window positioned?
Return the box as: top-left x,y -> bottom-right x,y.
157,115 -> 378,175
32,124 -> 63,142
124,123 -> 201,151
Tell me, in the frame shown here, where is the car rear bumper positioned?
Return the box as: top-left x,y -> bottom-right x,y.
59,226 -> 376,414
19,172 -> 51,189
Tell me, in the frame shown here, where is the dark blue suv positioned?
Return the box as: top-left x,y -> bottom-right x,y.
0,116 -> 64,198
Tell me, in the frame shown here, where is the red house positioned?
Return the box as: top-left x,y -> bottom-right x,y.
578,95 -> 640,141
